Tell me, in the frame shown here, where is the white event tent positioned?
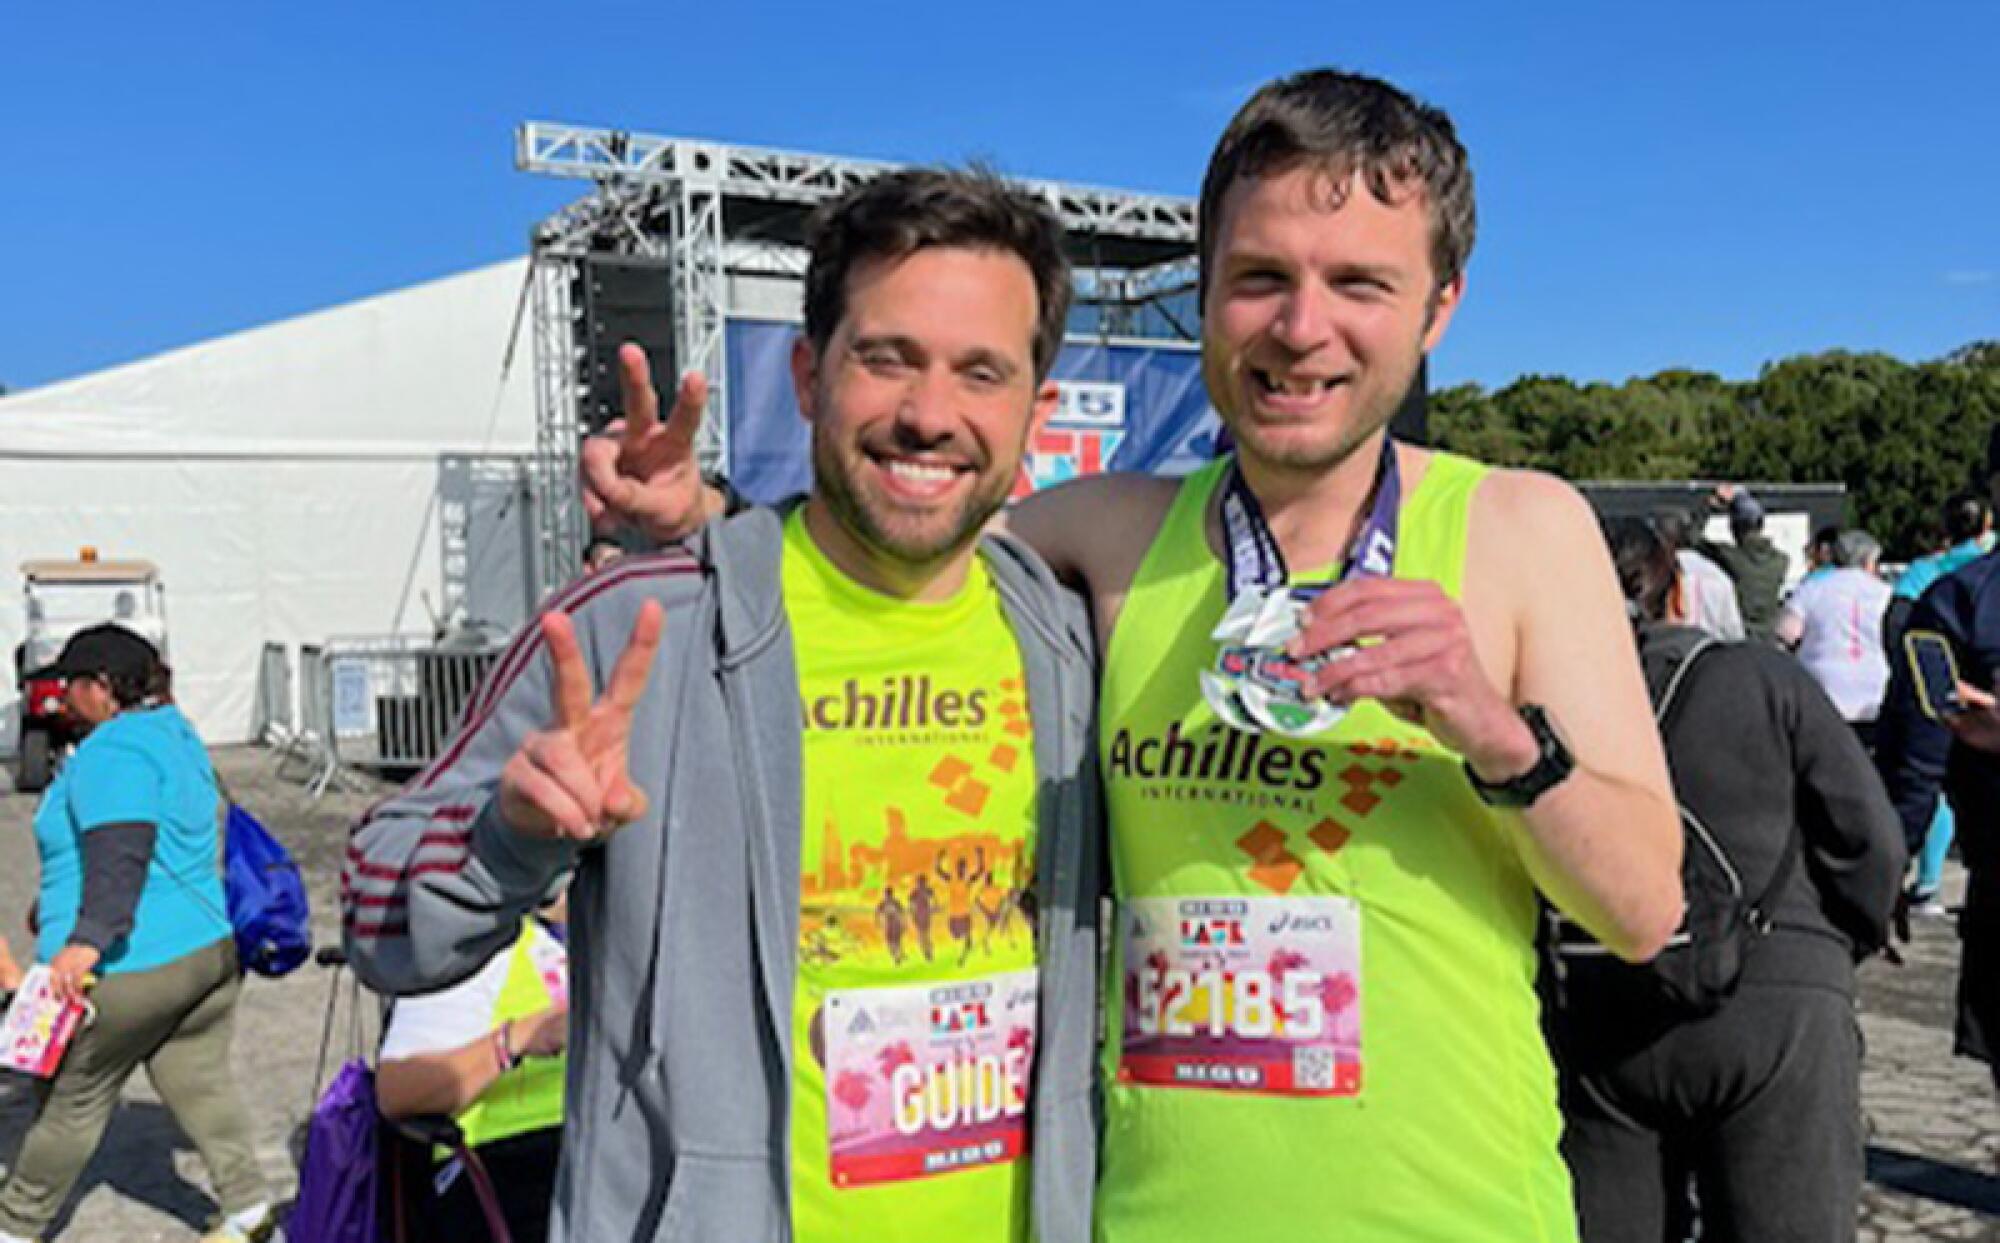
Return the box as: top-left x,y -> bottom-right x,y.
0,259 -> 536,751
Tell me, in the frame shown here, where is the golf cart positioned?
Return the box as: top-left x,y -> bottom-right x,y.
14,555 -> 168,792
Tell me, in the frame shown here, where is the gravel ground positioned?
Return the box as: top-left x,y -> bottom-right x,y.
0,744 -> 1990,1239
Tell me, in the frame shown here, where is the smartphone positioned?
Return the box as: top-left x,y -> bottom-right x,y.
1905,630 -> 1966,720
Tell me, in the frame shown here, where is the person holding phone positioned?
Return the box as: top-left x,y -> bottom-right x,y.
1888,492 -> 1994,913
1876,424 -> 2000,1091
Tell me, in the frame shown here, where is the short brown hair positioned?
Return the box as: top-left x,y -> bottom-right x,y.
1199,69 -> 1477,301
802,166 -> 1072,381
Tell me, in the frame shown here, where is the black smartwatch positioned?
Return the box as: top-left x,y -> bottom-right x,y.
1464,704 -> 1574,809
701,469 -> 752,518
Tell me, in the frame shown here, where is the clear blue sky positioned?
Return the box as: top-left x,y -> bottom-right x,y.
2,1 -> 1993,394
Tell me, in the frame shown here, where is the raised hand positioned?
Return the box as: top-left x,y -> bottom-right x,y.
580,343 -> 720,543
498,600 -> 665,841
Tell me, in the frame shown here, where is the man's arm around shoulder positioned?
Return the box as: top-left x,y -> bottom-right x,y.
1003,472 -> 1181,643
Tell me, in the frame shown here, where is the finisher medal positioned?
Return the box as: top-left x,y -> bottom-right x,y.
1205,438 -> 1401,739
1201,587 -> 1353,738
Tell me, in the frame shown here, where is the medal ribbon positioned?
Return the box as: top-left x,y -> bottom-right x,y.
1219,434 -> 1403,602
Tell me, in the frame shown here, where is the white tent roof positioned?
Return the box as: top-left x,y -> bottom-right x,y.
0,258 -> 536,459
0,259 -> 540,755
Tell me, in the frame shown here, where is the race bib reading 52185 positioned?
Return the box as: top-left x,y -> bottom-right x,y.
1119,895 -> 1362,1096
822,968 -> 1038,1189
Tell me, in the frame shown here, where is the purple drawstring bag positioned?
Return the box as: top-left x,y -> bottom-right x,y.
288,1059 -> 383,1243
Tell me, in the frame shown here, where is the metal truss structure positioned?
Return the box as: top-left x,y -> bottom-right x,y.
518,120 -> 1198,597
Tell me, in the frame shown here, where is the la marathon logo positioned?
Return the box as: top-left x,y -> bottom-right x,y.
929,982 -> 997,1037
1180,917 -> 1246,949
1177,898 -> 1251,949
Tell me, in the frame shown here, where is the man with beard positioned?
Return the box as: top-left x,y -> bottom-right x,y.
588,70 -> 1680,1241
343,168 -> 1102,1243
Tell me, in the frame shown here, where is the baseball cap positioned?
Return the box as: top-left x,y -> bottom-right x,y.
1728,490 -> 1765,527
27,623 -> 159,684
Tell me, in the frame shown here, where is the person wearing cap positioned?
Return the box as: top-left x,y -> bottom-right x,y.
1695,485 -> 1789,641
0,625 -> 275,1243
1876,424 -> 2000,1095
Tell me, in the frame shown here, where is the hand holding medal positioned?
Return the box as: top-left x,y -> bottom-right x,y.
1205,437 -> 1531,780
1203,438 -> 1398,739
1283,575 -> 1533,780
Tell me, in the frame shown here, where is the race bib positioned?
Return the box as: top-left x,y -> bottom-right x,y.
822,967 -> 1038,1189
1119,896 -> 1362,1096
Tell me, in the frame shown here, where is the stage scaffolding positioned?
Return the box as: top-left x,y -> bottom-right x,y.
518,121 -> 1199,598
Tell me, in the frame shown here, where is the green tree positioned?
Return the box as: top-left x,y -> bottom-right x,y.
1424,339 -> 2000,557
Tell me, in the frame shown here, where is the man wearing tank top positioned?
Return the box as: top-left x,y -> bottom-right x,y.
1010,69 -> 1682,1243
588,68 -> 1683,1243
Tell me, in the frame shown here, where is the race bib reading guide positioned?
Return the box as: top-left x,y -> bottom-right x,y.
822,967 -> 1038,1188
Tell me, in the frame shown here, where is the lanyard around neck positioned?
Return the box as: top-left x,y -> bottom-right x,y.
1219,435 -> 1402,603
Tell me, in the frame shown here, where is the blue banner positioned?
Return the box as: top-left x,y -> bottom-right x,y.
726,320 -> 1221,504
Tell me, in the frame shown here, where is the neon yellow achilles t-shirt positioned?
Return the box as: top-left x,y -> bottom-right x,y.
782,511 -> 1040,1243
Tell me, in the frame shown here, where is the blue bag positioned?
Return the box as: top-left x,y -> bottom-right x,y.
225,802 -> 312,977
288,1059 -> 384,1243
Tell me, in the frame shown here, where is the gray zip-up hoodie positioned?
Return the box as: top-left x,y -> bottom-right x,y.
343,508 -> 1102,1242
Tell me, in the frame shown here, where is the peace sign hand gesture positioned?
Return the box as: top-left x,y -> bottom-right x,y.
498,601 -> 665,841
580,344 -> 721,544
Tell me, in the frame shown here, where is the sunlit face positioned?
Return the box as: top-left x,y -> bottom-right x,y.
1202,163 -> 1462,474
62,674 -> 116,730
795,246 -> 1058,578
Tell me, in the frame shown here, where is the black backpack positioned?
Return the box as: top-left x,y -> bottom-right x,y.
1546,639 -> 1800,1018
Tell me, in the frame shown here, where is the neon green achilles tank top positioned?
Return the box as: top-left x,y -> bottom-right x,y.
782,511 -> 1039,1243
1096,452 -> 1576,1243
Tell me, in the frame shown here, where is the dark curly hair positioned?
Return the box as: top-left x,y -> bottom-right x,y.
801,166 -> 1072,382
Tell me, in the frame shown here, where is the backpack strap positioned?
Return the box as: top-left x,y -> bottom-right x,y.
1650,636 -> 1722,727
1653,637 -> 1802,934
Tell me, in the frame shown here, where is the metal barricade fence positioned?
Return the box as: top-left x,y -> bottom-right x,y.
255,642 -> 295,745
319,636 -> 502,777
281,644 -> 350,797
